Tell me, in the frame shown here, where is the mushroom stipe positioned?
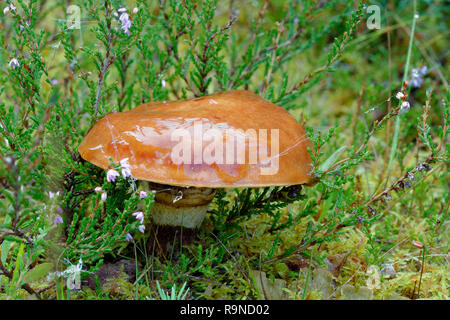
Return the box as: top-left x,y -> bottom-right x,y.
148,185 -> 215,256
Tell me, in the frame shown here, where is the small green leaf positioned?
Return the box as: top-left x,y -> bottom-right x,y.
1,240 -> 14,265
24,263 -> 54,283
319,146 -> 347,172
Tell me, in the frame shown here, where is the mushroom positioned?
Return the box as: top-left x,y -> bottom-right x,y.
78,90 -> 314,256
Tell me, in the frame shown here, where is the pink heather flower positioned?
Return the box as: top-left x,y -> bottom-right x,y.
118,7 -> 127,13
395,92 -> 404,100
107,169 -> 120,182
409,66 -> 427,88
138,224 -> 145,233
94,186 -> 102,193
120,158 -> 130,167
121,167 -> 132,179
3,3 -> 16,15
139,191 -> 148,199
120,158 -> 132,179
161,79 -> 166,88
101,192 -> 107,201
53,214 -> 63,225
49,191 -> 56,199
401,101 -> 410,112
132,211 -> 144,223
125,233 -> 133,241
9,58 -> 19,69
119,12 -> 131,35
57,206 -> 63,214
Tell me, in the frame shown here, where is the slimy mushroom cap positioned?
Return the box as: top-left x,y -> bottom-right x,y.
78,90 -> 313,188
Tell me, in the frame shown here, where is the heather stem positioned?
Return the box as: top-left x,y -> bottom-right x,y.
386,0 -> 417,176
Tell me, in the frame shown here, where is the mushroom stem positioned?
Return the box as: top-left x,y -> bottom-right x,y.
148,185 -> 215,257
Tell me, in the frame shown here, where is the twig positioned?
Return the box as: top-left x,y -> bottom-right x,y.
92,1 -> 116,118
284,11 -> 360,96
386,0 -> 418,178
323,102 -> 403,175
197,15 -> 237,94
261,22 -> 284,96
0,260 -> 41,299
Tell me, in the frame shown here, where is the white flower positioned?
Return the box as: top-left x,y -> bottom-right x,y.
401,101 -> 410,112
139,190 -> 148,199
133,7 -> 139,14
9,58 -> 19,69
395,92 -> 404,100
409,65 -> 427,88
118,7 -> 127,13
48,191 -> 60,199
125,233 -> 133,241
161,79 -> 166,88
107,169 -> 120,182
414,13 -> 419,19
120,157 -> 130,167
120,158 -> 132,178
132,211 -> 144,223
94,186 -> 102,193
3,3 -> 15,15
101,192 -> 107,201
138,224 -> 145,233
121,167 -> 132,179
119,12 -> 131,35
51,79 -> 58,86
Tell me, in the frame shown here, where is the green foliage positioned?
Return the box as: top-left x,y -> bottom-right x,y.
148,280 -> 190,300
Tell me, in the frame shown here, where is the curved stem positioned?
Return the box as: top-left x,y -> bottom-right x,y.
386,0 -> 417,176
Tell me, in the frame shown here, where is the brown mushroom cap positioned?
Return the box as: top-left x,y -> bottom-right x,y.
78,90 -> 313,187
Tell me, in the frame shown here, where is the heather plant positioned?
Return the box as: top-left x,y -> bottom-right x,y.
0,0 -> 448,300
